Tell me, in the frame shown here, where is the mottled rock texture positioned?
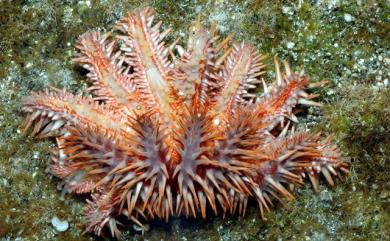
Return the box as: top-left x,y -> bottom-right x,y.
0,1 -> 388,240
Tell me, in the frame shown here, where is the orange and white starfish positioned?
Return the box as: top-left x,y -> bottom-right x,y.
22,7 -> 348,238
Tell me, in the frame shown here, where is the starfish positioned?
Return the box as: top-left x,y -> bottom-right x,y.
22,7 -> 348,238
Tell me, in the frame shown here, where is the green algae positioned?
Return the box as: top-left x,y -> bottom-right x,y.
0,0 -> 389,240
322,86 -> 390,186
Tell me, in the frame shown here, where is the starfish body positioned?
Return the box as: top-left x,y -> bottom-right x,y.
22,7 -> 348,238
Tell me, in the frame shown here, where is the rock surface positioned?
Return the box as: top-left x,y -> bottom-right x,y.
0,1 -> 389,240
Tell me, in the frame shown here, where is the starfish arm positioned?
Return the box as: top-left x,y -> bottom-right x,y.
172,106 -> 221,218
252,58 -> 325,132
115,7 -> 176,123
83,191 -> 124,238
115,114 -> 172,221
22,90 -> 129,141
247,132 -> 348,218
212,42 -> 266,114
175,17 -> 232,106
73,31 -> 139,111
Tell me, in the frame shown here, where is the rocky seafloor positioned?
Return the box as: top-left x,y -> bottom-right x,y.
0,0 -> 389,240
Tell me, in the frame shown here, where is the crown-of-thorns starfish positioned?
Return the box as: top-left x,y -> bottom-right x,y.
22,7 -> 348,238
